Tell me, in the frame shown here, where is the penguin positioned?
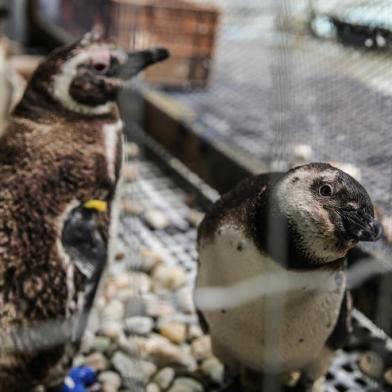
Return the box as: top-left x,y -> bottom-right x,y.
0,32 -> 169,391
195,163 -> 383,392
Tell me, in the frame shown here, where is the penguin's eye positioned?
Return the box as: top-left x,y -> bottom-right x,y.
319,184 -> 333,197
93,63 -> 109,73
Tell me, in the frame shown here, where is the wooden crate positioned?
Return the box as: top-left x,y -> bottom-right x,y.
108,0 -> 220,88
58,0 -> 110,36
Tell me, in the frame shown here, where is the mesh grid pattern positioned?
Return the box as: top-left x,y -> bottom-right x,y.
162,1 -> 392,218
119,146 -> 391,391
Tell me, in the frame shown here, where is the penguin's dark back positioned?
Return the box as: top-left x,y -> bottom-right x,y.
0,109 -> 121,388
198,171 -> 285,244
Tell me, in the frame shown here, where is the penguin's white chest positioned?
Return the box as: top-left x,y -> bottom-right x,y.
196,224 -> 346,372
102,119 -> 123,181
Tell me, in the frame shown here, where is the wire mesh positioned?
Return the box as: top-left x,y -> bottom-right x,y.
118,129 -> 392,391
167,1 -> 392,215
23,1 -> 392,391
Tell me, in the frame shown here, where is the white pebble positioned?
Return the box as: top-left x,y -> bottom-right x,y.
188,325 -> 203,340
154,367 -> 175,389
123,162 -> 139,182
176,287 -> 195,314
98,371 -> 122,391
101,299 -> 125,323
159,322 -> 187,344
168,377 -> 204,392
191,336 -> 212,361
145,334 -> 197,370
129,272 -> 152,294
99,321 -> 123,340
122,199 -> 144,215
146,383 -> 161,392
83,352 -> 109,371
124,142 -> 140,159
112,351 -> 157,385
140,249 -> 164,272
201,357 -> 224,384
144,209 -> 170,230
153,265 -> 187,291
125,316 -> 154,336
187,209 -> 205,227
293,144 -> 312,162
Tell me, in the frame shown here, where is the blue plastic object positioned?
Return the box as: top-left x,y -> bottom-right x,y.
61,366 -> 97,392
69,366 -> 97,385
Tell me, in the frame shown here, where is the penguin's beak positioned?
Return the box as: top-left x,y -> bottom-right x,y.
340,208 -> 383,242
116,47 -> 170,80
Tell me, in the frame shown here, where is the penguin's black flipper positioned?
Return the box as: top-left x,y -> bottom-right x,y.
62,207 -> 107,278
326,290 -> 353,350
61,206 -> 108,341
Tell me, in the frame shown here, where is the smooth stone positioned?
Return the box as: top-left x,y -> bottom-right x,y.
140,249 -> 164,272
187,209 -> 205,228
176,287 -> 195,314
103,282 -> 118,301
358,351 -> 384,378
99,321 -> 123,340
98,371 -> 122,391
145,295 -> 175,318
122,200 -> 144,216
153,367 -> 175,389
129,272 -> 152,294
292,144 -> 312,162
191,336 -> 212,361
111,351 -> 157,385
95,296 -> 107,311
123,162 -> 139,182
101,299 -> 125,323
146,383 -> 161,392
119,335 -> 149,357
123,297 -> 147,318
158,322 -> 187,345
124,142 -> 140,159
80,331 -> 95,354
201,357 -> 224,384
152,265 -> 187,290
168,377 -> 204,392
113,273 -> 131,289
144,209 -> 170,230
145,334 -> 197,370
116,288 -> 137,302
125,316 -> 154,336
72,354 -> 85,368
385,368 -> 392,386
102,386 -> 118,392
188,325 -> 203,340
83,352 -> 109,371
90,336 -> 112,353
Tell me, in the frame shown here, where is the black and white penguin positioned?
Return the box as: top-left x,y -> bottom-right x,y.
0,32 -> 169,391
195,163 -> 382,391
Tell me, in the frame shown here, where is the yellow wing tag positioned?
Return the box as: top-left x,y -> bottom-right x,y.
83,200 -> 108,213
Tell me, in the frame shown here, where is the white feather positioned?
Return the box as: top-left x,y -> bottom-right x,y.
196,224 -> 345,373
52,52 -> 115,116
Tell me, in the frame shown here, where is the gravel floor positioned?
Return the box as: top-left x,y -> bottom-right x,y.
72,143 -> 392,392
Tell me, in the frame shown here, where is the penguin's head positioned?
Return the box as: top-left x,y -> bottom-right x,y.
27,32 -> 169,115
274,163 -> 382,263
